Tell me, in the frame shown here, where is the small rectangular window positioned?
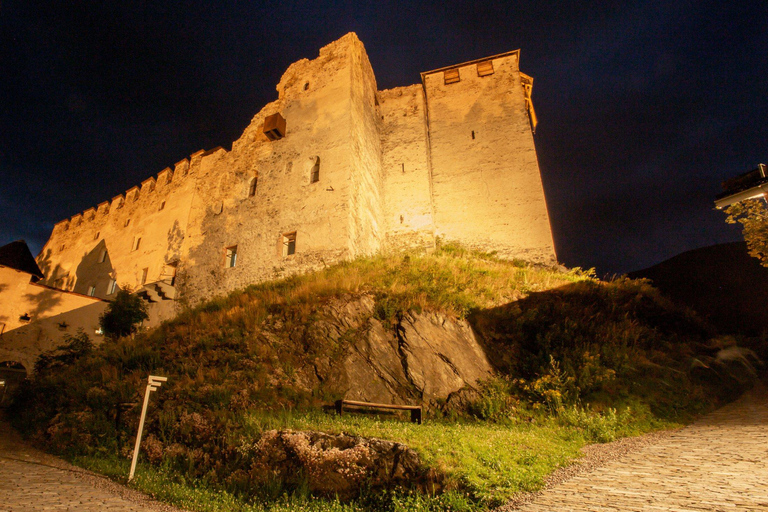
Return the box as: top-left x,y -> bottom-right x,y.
99,249 -> 107,263
248,178 -> 258,197
225,246 -> 238,268
132,237 -> 141,251
108,279 -> 117,295
141,268 -> 148,285
159,201 -> 166,211
125,218 -> 131,227
94,232 -> 100,240
282,232 -> 296,256
477,60 -> 494,77
87,285 -> 96,297
444,68 -> 460,85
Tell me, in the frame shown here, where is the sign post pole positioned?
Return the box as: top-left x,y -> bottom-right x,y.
128,375 -> 167,482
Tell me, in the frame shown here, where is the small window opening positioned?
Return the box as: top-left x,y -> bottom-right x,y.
141,268 -> 148,285
304,82 -> 310,91
125,218 -> 131,227
87,285 -> 96,297
401,163 -> 405,173
471,130 -> 475,140
98,249 -> 107,263
444,68 -> 460,85
225,246 -> 238,268
400,215 -> 404,224
94,232 -> 100,240
132,237 -> 141,251
282,232 -> 296,257
108,279 -> 117,295
159,201 -> 166,211
248,177 -> 258,197
310,157 -> 320,184
59,244 -> 65,252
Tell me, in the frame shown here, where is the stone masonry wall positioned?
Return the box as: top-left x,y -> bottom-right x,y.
35,33 -> 557,310
379,85 -> 436,252
423,52 -> 556,263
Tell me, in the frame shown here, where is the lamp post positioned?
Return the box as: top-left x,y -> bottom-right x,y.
128,374 -> 167,482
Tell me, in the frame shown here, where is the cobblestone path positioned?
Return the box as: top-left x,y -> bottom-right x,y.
0,418 -> 183,512
513,384 -> 768,511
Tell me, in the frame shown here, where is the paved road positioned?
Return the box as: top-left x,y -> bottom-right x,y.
0,418 -> 181,512
514,384 -> 768,511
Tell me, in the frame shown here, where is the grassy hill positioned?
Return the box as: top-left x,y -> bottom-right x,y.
9,243 -> 753,511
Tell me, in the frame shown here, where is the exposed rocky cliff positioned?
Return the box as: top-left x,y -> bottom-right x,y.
262,294 -> 493,408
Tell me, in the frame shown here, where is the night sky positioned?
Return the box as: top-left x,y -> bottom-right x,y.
2,1 -> 766,275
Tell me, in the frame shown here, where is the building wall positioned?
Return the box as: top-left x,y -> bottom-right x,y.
35,33 -> 557,309
379,85 -> 436,251
422,52 -> 556,263
0,267 -> 108,371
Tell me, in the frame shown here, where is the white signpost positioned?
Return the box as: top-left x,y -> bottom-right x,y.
128,374 -> 167,482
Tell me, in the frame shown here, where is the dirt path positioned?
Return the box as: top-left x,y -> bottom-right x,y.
504,384 -> 768,511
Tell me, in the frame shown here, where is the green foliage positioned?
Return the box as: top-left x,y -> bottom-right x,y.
725,198 -> 768,267
99,289 -> 149,340
33,329 -> 94,374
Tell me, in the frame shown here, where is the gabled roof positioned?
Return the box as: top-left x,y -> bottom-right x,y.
0,240 -> 44,279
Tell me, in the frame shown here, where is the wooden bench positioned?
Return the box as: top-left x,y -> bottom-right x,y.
334,399 -> 423,424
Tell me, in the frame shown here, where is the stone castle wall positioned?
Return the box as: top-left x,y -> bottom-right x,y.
37,33 -> 557,307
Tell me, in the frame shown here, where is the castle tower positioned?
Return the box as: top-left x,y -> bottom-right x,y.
420,51 -> 556,263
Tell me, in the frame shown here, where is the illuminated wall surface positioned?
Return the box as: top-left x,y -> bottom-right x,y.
36,33 -> 556,306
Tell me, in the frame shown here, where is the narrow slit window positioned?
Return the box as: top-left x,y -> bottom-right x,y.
98,249 -> 107,263
132,237 -> 141,251
477,60 -> 494,77
125,218 -> 131,227
94,232 -> 100,240
310,157 -> 320,184
87,285 -> 96,297
141,268 -> 148,285
248,177 -> 258,197
108,279 -> 117,295
282,232 -> 296,256
444,68 -> 460,85
471,130 -> 475,140
159,201 -> 166,211
225,245 -> 238,268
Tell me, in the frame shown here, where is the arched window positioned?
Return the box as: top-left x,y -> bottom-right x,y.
310,157 -> 320,184
248,177 -> 258,197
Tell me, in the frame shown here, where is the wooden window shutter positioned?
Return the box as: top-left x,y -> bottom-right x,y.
477,60 -> 494,77
263,113 -> 286,140
444,68 -> 460,85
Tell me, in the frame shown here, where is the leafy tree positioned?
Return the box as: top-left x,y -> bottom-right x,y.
99,289 -> 149,341
724,198 -> 768,267
34,329 -> 93,374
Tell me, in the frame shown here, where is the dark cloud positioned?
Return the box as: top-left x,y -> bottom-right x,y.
1,0 -> 766,272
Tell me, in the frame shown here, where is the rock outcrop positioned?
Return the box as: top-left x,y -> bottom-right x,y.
247,430 -> 427,497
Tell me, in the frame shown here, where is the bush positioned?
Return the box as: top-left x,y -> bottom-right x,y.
99,289 -> 149,340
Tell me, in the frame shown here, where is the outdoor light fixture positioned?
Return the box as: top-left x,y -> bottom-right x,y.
128,374 -> 168,481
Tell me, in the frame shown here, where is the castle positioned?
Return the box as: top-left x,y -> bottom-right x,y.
35,33 -> 555,306
2,34 -> 555,370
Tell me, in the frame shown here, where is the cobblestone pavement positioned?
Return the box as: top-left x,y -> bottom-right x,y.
513,384 -> 768,511
0,417 -> 185,512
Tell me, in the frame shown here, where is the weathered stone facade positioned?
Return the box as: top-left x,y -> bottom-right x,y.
36,33 -> 556,306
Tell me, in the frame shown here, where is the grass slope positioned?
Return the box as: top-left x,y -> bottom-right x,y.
10,244 -> 751,511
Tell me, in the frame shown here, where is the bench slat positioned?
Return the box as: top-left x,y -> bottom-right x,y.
341,400 -> 420,411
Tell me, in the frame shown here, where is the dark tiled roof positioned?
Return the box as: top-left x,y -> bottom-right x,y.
0,240 -> 44,279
